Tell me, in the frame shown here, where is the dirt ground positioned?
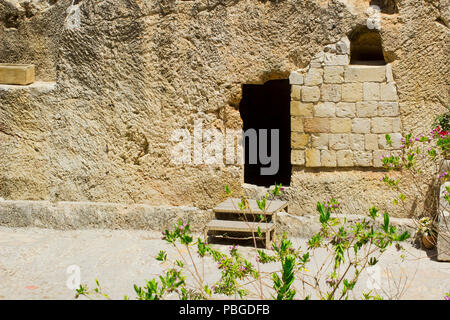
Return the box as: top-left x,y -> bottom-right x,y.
0,227 -> 448,300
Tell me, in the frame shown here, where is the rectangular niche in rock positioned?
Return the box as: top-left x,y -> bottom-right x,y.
0,64 -> 35,85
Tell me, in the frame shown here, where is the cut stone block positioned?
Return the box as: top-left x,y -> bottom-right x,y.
353,151 -> 372,167
373,150 -> 388,168
336,102 -> 356,118
0,64 -> 35,85
371,117 -> 393,133
289,71 -> 304,85
356,101 -> 378,117
291,101 -> 313,117
378,102 -> 399,117
305,149 -> 321,167
392,118 -> 402,132
329,134 -> 350,150
311,133 -> 329,150
304,68 -> 323,86
378,133 -> 402,149
344,65 -> 386,83
291,116 -> 304,132
342,83 -> 363,102
291,149 -> 305,166
349,134 -> 365,150
302,86 -> 321,102
304,118 -> 330,133
330,118 -> 352,133
386,64 -> 394,83
324,53 -> 349,66
321,84 -> 341,102
323,66 -> 344,83
291,85 -> 301,100
352,118 -> 371,134
380,83 -> 398,101
336,150 -> 354,166
291,133 -> 309,149
363,82 -> 380,101
321,150 -> 337,167
365,134 -> 379,150
313,102 -> 335,117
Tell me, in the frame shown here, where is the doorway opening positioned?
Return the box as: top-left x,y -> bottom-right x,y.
239,79 -> 291,187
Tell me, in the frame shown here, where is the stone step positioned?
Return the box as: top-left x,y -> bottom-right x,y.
205,219 -> 275,249
213,197 -> 287,216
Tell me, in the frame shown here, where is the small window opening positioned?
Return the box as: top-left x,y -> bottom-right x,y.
350,27 -> 386,65
239,79 -> 291,187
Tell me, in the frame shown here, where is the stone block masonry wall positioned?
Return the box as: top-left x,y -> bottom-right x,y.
289,39 -> 401,168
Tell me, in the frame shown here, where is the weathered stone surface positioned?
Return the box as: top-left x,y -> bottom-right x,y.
330,118 -> 352,133
378,102 -> 399,117
323,66 -> 344,84
302,86 -> 321,102
291,133 -> 309,149
363,82 -> 380,101
380,83 -> 398,101
304,68 -> 323,86
291,149 -> 305,166
356,101 -> 378,117
323,53 -> 348,66
291,85 -> 301,100
352,118 -> 371,134
336,150 -> 353,167
341,83 -> 363,102
291,101 -> 313,117
353,151 -> 372,167
321,150 -> 336,167
313,102 -> 335,117
344,65 -> 386,83
0,200 -> 210,231
0,64 -> 35,85
378,132 -> 403,149
305,149 -> 320,167
349,134 -> 365,150
291,116 -> 304,132
336,102 -> 356,118
311,133 -> 329,150
329,134 -> 350,150
371,117 -> 394,133
289,71 -> 304,85
0,0 -> 447,220
321,84 -> 341,102
304,118 -> 330,133
365,134 -> 379,151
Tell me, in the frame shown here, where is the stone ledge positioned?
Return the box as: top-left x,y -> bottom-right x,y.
0,81 -> 56,92
0,200 -> 211,232
276,211 -> 417,240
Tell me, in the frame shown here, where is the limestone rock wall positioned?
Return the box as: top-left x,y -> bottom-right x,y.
0,0 -> 448,219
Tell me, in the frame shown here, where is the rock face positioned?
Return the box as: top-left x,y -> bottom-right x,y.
0,0 -> 448,220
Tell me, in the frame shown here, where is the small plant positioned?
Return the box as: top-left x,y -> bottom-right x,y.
445,292 -> 450,300
416,217 -> 435,237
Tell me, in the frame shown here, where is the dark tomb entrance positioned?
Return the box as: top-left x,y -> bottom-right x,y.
239,79 -> 291,187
